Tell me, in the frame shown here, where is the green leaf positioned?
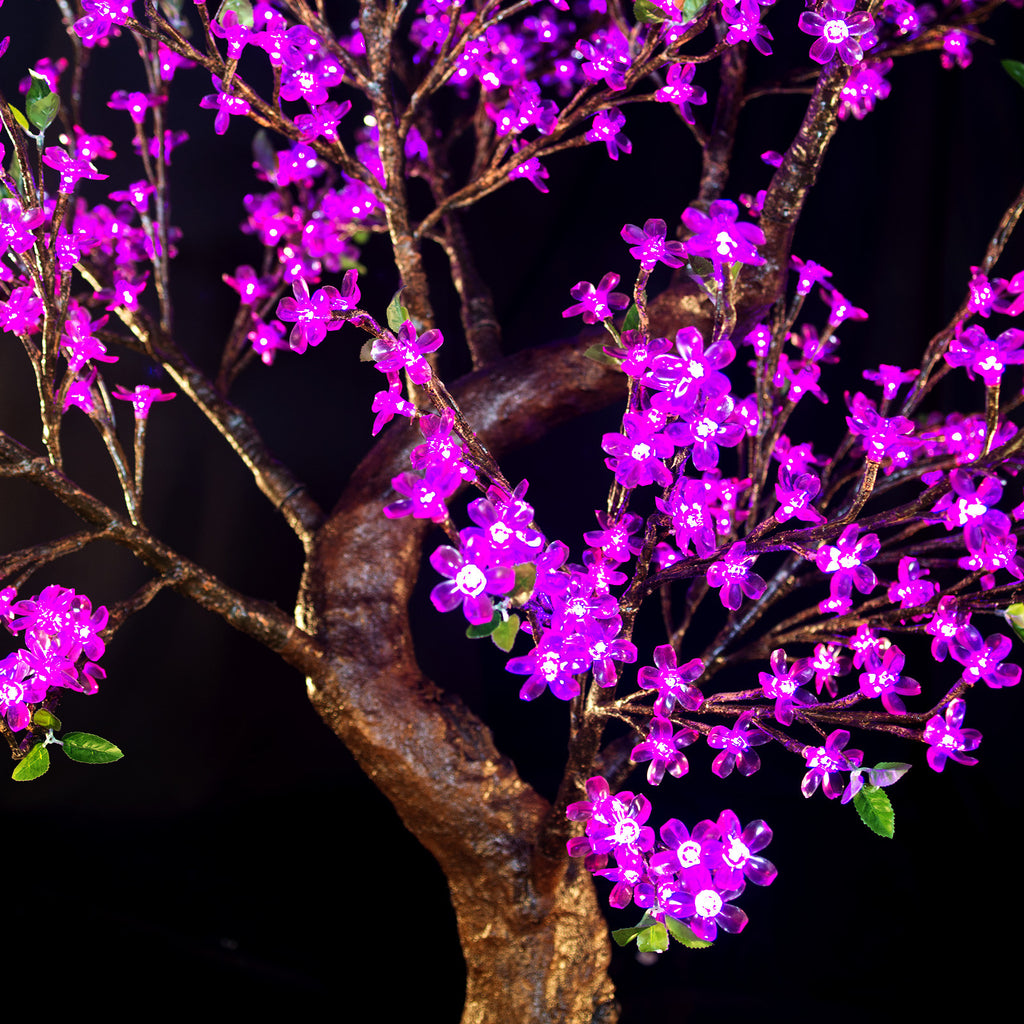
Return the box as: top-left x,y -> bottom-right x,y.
633,0 -> 668,23
466,611 -> 501,639
61,732 -> 124,765
675,0 -> 709,21
32,708 -> 62,730
358,337 -> 376,362
9,106 -> 30,134
583,343 -> 622,369
252,129 -> 277,176
853,783 -> 894,838
386,289 -> 411,332
866,761 -> 910,788
665,916 -> 713,949
1002,59 -> 1024,92
217,0 -> 255,29
26,71 -> 59,133
636,922 -> 669,953
12,744 -> 50,781
1004,602 -> 1024,643
510,563 -> 537,606
685,254 -> 714,280
612,924 -> 643,947
491,614 -> 519,653
621,304 -> 640,332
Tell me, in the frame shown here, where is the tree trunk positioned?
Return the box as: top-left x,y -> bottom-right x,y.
298,337 -> 625,1022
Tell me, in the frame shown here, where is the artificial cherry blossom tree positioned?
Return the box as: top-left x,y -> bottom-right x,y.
2,0 -> 1023,1020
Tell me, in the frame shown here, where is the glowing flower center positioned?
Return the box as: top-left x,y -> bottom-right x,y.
694,889 -> 723,918
631,442 -> 653,461
725,838 -> 750,866
455,564 -> 487,596
823,19 -> 850,44
676,840 -> 701,868
614,819 -> 640,844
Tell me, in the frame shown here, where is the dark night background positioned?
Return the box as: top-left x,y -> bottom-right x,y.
2,1 -> 1023,1020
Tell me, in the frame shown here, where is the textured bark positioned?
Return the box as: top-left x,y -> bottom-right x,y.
299,336 -> 625,1022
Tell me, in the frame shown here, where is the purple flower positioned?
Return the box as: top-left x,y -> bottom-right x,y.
654,63 -> 708,124
858,644 -> 920,714
664,394 -> 745,472
840,60 -> 893,121
42,147 -> 108,194
111,384 -> 176,419
561,272 -> 629,324
759,648 -> 816,725
798,4 -> 875,66
602,412 -> 675,488
507,632 -> 590,702
815,524 -> 880,597
108,89 -> 165,124
384,466 -> 461,522
702,810 -> 776,890
586,791 -> 655,858
428,541 -> 514,625
944,324 -> 1024,386
277,274 -> 360,352
681,200 -> 765,269
637,644 -> 704,714
370,319 -> 442,384
862,363 -> 919,400
949,626 -> 1021,688
662,866 -> 747,943
620,218 -> 687,270
706,711 -> 769,778
887,556 -> 937,610
923,699 -> 981,772
924,596 -> 970,662
707,542 -> 767,612
199,75 -> 252,135
630,716 -> 697,785
586,109 -> 631,161
801,729 -> 864,799
808,642 -> 851,698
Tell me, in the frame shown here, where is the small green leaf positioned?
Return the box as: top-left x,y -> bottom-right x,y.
12,744 -> 50,781
665,916 -> 713,949
1004,603 -> 1024,643
633,0 -> 668,23
252,129 -> 277,176
853,783 -> 894,838
61,732 -> 124,765
612,924 -> 643,947
1002,59 -> 1024,92
866,761 -> 910,787
217,0 -> 255,28
32,708 -> 62,730
386,289 -> 411,332
358,337 -> 376,362
636,922 -> 669,953
685,254 -> 715,280
675,0 -> 709,21
583,343 -> 622,368
621,304 -> 640,332
510,563 -> 537,606
9,106 -> 30,133
26,71 -> 59,133
491,614 -> 519,653
466,611 -> 501,639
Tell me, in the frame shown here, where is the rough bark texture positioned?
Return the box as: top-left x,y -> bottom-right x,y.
299,336 -> 625,1022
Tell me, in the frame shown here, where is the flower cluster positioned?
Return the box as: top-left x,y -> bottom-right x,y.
0,586 -> 107,732
568,779 -> 776,942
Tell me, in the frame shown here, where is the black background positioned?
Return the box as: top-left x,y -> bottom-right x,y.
2,2 -> 1023,1020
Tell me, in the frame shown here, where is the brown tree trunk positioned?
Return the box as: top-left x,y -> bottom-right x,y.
298,337 -> 625,1022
